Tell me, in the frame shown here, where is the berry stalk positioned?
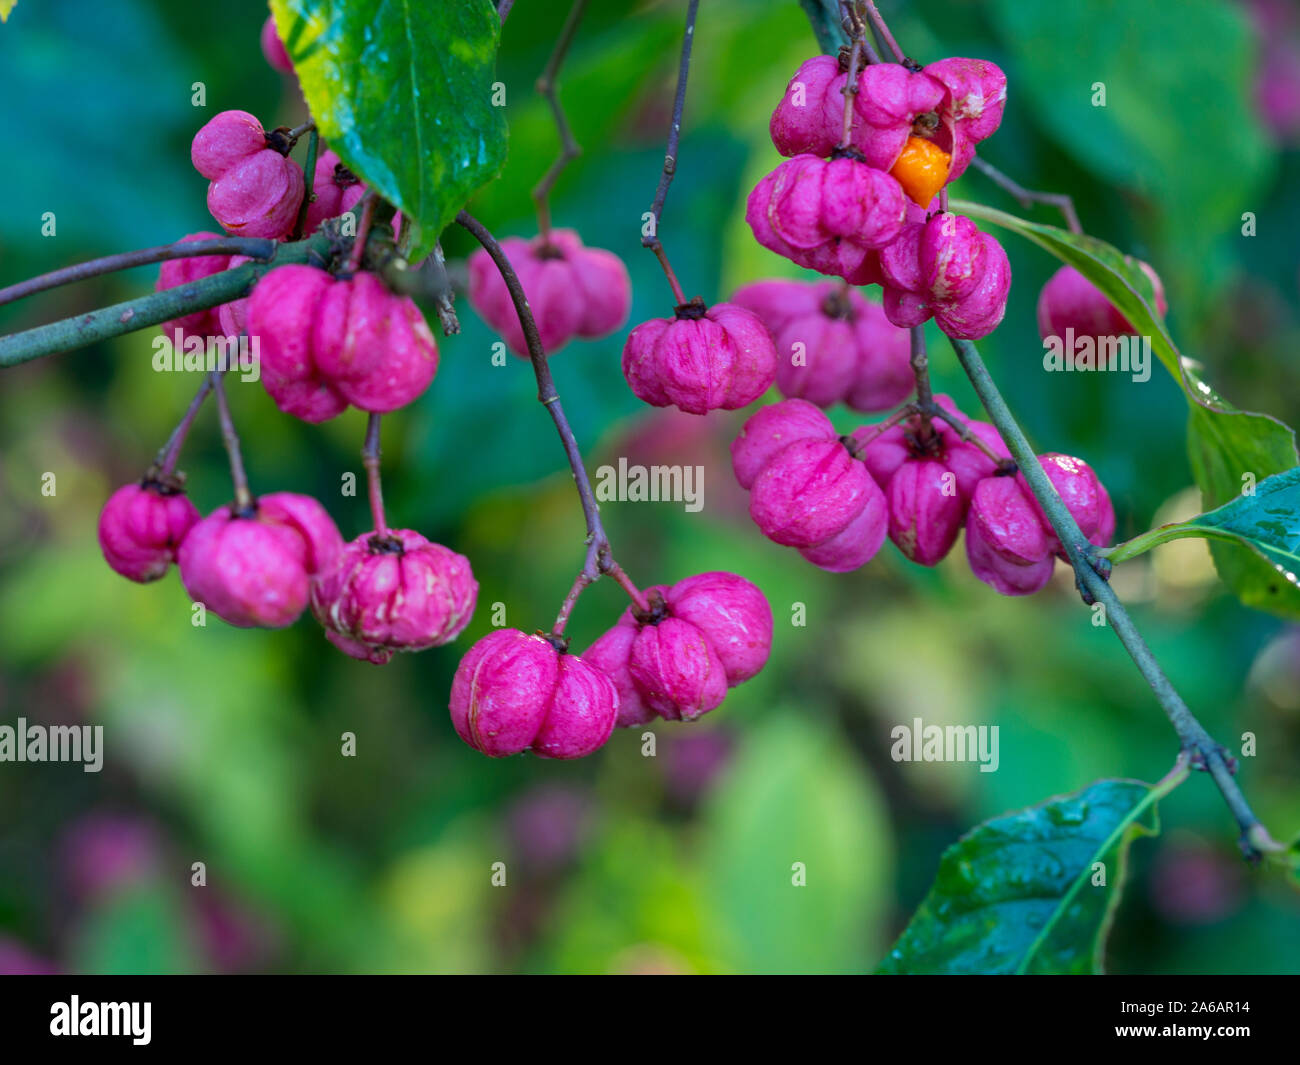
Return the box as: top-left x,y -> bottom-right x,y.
950,335 -> 1281,859
212,371 -> 253,512
154,373 -> 216,478
456,209 -> 639,611
362,413 -> 389,538
641,0 -> 699,305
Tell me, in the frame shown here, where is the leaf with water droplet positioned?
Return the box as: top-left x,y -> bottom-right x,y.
271,0 -> 507,262
877,777 -> 1182,974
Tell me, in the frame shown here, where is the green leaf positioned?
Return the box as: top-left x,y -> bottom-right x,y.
988,0 -> 1271,252
956,200 -> 1300,618
271,0 -> 508,260
1105,466 -> 1300,580
879,775 -> 1183,975
700,714 -> 893,973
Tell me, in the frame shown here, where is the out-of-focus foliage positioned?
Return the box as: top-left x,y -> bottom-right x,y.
0,0 -> 1298,975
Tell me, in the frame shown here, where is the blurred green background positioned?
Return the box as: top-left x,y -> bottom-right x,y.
1,0 -> 1298,974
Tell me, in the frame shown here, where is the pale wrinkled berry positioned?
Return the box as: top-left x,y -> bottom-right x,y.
622,300 -> 776,415
312,529 -> 478,665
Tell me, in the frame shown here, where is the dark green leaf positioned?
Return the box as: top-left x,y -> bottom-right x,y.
1106,467 -> 1300,592
271,0 -> 508,260
988,0 -> 1272,251
956,200 -> 1300,618
879,776 -> 1179,975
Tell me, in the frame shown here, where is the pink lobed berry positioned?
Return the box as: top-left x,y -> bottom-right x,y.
466,229 -> 631,357
311,529 -> 478,665
98,481 -> 201,583
582,572 -> 772,725
854,396 -> 1010,566
749,435 -> 878,549
246,264 -> 439,422
450,629 -> 618,759
192,110 -> 304,240
622,300 -> 777,415
746,154 -> 909,285
964,474 -> 1056,596
879,213 -> 1011,340
177,492 -> 343,628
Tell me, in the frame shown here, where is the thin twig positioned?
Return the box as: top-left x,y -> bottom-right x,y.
970,156 -> 1082,234
456,210 -> 645,622
863,1 -> 906,63
838,37 -> 864,149
921,399 -> 1011,467
642,0 -> 700,305
0,238 -> 277,309
909,324 -> 936,441
844,403 -> 917,457
950,335 -> 1282,859
532,0 -> 588,241
362,413 -> 389,537
212,372 -> 252,512
839,1 -> 882,63
0,230 -> 334,367
497,0 -> 516,24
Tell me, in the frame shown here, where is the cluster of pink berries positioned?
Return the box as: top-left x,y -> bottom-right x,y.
730,395 -> 1113,593
156,107 -> 436,422
451,571 -> 772,759
98,484 -> 478,654
94,18 -> 783,768
748,52 -> 1011,340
